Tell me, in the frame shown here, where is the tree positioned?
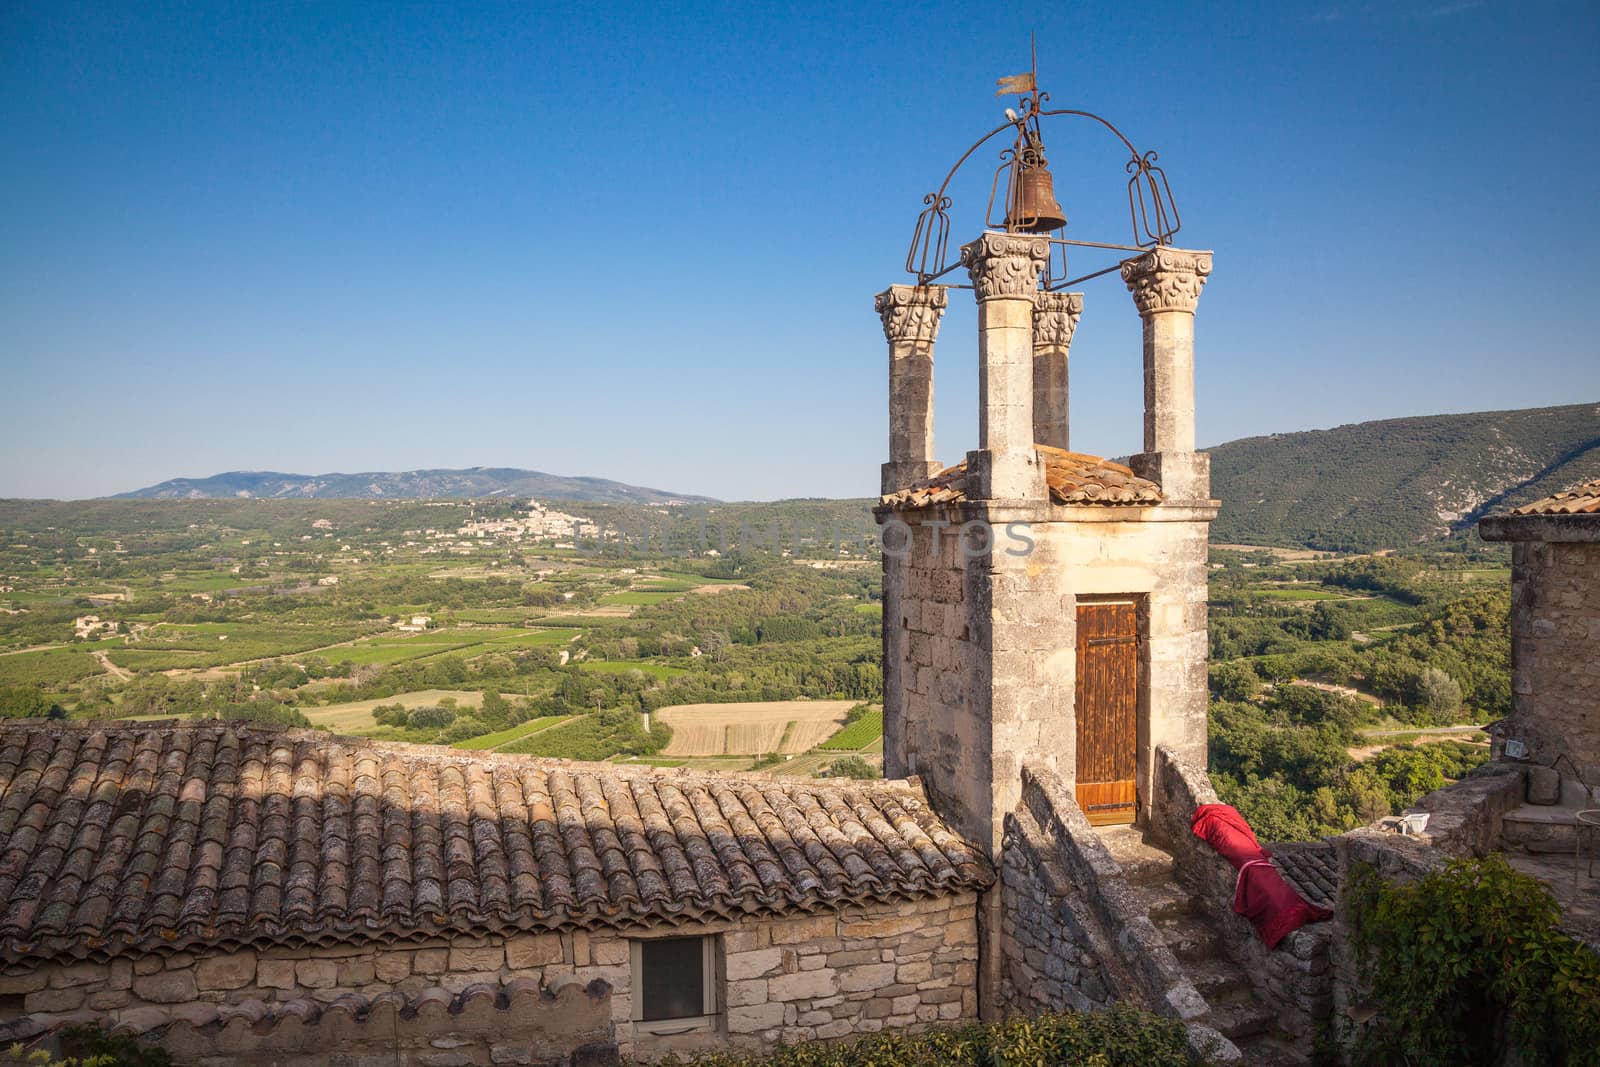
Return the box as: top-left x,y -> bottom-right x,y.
1416,667 -> 1463,725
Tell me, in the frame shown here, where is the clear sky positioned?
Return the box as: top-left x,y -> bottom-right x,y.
2,0 -> 1596,501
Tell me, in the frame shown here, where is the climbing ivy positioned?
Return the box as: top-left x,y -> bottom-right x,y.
1347,855 -> 1600,1066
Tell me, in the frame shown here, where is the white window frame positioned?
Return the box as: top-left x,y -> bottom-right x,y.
629,933 -> 720,1036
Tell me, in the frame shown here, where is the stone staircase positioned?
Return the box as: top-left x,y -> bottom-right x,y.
1097,826 -> 1309,1067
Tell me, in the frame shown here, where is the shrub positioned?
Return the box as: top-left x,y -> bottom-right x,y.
825,756 -> 881,780
1348,854 -> 1600,1066
657,1006 -> 1209,1066
405,705 -> 456,730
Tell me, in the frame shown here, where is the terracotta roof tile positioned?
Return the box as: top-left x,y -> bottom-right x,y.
1509,478 -> 1600,516
880,446 -> 1162,509
0,721 -> 991,964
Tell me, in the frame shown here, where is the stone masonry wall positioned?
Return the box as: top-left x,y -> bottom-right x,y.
881,511 -> 979,838
0,894 -> 979,1065
1151,747 -> 1332,1049
1509,540 -> 1600,770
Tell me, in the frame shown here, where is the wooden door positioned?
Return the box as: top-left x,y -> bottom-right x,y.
1075,601 -> 1139,826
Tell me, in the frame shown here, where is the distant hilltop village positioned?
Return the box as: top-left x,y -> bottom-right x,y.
297,499 -> 602,558
452,499 -> 598,545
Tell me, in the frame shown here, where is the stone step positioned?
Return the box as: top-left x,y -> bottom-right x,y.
1206,997 -> 1276,1041
1183,956 -> 1253,1006
1128,881 -> 1192,922
1094,826 -> 1176,886
1232,1034 -> 1310,1067
1151,912 -> 1221,963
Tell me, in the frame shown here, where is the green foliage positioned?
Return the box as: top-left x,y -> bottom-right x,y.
405,704 -> 456,730
825,756 -> 881,780
1,1024 -> 174,1066
0,686 -> 67,719
658,1006 -> 1210,1066
1347,855 -> 1600,1066
0,1048 -> 113,1067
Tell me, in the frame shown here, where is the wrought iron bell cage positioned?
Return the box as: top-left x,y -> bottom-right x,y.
904,72 -> 1183,291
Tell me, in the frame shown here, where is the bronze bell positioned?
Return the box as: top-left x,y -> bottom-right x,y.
1007,163 -> 1067,233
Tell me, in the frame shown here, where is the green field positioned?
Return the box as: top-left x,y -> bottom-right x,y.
578,660 -> 688,679
818,708 -> 884,750
599,591 -> 684,606
452,715 -> 576,750
303,689 -> 485,732
321,627 -> 579,666
1253,587 -> 1347,601
106,622 -> 375,670
633,580 -> 696,593
853,601 -> 882,615
0,648 -> 107,688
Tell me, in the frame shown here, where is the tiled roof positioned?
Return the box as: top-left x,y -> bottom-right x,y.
1509,479 -> 1600,516
1267,842 -> 1337,908
880,446 -> 1163,509
0,721 -> 992,965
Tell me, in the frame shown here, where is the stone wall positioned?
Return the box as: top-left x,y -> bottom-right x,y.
1507,540 -> 1600,770
1150,747 -> 1333,1050
997,766 -> 1233,1059
0,894 -> 979,1064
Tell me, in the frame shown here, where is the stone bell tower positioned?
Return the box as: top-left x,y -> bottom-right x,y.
876,161 -> 1218,857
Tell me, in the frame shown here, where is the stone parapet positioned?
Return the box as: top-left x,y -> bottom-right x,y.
997,765 -> 1236,1062
1151,747 -> 1333,1052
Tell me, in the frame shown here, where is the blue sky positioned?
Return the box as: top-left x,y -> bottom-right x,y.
2,0 -> 1596,501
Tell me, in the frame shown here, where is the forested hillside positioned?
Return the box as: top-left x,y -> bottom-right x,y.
1208,402 -> 1600,551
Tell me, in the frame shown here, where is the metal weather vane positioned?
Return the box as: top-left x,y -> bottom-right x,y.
905,40 -> 1182,290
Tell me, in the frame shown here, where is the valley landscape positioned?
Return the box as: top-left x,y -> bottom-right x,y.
2,403 -> 1579,839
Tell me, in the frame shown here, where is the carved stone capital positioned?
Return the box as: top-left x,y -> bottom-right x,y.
1120,247 -> 1213,316
960,232 -> 1049,302
1033,291 -> 1083,348
874,284 -> 949,344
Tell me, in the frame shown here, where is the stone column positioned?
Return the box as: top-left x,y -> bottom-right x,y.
875,284 -> 948,495
1121,247 -> 1213,501
962,232 -> 1050,500
1031,291 -> 1082,452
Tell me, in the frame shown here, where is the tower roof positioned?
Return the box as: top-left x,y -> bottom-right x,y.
879,446 -> 1163,510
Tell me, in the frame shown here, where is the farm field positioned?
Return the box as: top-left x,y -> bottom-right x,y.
578,660 -> 689,679
818,708 -> 884,750
0,647 -> 106,687
452,715 -> 576,750
657,700 -> 857,757
302,689 -> 485,732
318,627 -> 579,666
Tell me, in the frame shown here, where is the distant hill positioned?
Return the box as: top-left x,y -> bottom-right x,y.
112,468 -> 717,505
1208,402 -> 1600,551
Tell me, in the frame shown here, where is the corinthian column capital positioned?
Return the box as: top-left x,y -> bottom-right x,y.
874,284 -> 949,344
961,232 -> 1049,302
1033,291 -> 1083,347
1121,247 -> 1213,316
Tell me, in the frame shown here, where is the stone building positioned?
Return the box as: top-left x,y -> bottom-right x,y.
0,721 -> 988,1064
875,236 -> 1217,851
1479,478 -> 1600,771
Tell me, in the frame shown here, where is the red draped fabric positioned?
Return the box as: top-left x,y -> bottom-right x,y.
1190,803 -> 1333,949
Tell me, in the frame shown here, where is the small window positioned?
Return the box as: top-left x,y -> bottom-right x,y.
632,935 -> 718,1031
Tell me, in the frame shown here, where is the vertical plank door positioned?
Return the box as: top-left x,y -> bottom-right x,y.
1075,601 -> 1139,826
